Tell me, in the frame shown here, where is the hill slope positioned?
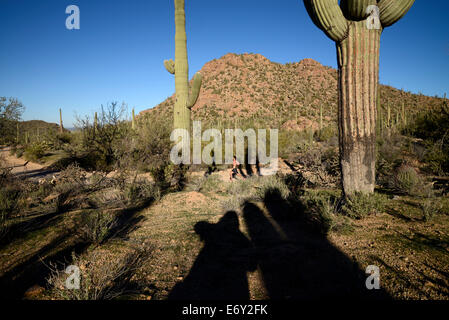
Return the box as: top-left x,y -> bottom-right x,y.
142,53 -> 444,130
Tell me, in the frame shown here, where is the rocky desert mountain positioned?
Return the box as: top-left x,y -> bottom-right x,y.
142,53 -> 444,130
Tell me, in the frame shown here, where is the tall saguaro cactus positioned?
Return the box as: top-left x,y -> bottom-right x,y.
303,0 -> 414,195
59,108 -> 64,133
164,0 -> 203,132
132,108 -> 137,130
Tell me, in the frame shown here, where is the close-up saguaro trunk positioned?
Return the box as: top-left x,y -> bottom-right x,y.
165,0 -> 202,134
303,0 -> 415,196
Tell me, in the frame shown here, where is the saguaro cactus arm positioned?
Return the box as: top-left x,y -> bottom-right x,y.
164,59 -> 176,74
187,72 -> 203,109
303,0 -> 348,42
378,0 -> 415,27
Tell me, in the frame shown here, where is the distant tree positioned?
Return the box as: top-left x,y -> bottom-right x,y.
0,97 -> 25,144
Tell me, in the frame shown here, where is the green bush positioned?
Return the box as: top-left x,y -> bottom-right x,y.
255,175 -> 291,201
300,190 -> 337,234
341,192 -> 387,219
0,184 -> 22,215
24,142 -> 47,162
408,100 -> 449,174
78,210 -> 117,244
15,148 -> 24,158
317,125 -> 337,143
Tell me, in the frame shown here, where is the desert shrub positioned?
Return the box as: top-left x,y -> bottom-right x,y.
56,132 -> 72,145
124,179 -> 161,205
393,165 -> 422,195
408,101 -> 449,175
0,168 -> 24,239
76,102 -> 130,171
149,165 -> 168,189
15,148 -> 24,158
421,141 -> 448,176
321,147 -> 340,177
150,163 -> 188,192
0,184 -> 23,215
278,129 -> 311,158
299,190 -> 343,234
187,174 -> 222,193
78,210 -> 117,244
9,145 -> 17,156
255,175 -> 291,201
376,132 -> 404,187
47,243 -> 153,300
288,144 -> 340,188
164,163 -> 188,191
341,192 -> 387,219
421,199 -> 440,222
118,114 -> 172,172
420,189 -> 442,222
300,191 -> 336,234
24,142 -> 46,162
317,125 -> 337,143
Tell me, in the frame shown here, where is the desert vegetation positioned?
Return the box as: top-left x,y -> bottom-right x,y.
1,0 -> 448,303
1,86 -> 448,300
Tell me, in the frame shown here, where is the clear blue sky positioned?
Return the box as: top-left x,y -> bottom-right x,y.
0,0 -> 448,127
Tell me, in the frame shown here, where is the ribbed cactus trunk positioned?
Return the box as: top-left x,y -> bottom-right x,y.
303,0 -> 415,196
174,0 -> 190,131
337,21 -> 381,194
165,0 -> 202,157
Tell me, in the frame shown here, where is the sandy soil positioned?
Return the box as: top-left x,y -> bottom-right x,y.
0,146 -> 44,173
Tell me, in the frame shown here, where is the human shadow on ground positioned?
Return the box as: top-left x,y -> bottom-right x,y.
168,211 -> 257,300
169,188 -> 391,300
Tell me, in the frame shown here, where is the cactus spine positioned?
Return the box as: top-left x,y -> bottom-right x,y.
59,108 -> 64,133
303,0 -> 415,195
165,0 -> 203,134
